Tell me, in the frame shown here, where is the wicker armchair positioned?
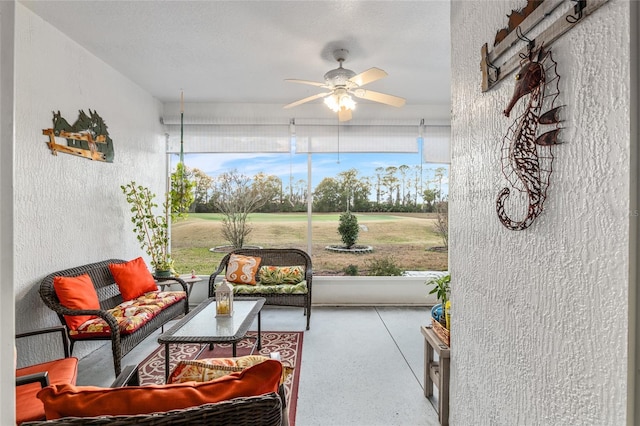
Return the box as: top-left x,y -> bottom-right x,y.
209,248 -> 313,330
39,259 -> 189,377
16,326 -> 78,425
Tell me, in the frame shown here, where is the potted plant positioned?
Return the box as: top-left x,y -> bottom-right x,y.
121,181 -> 174,276
427,273 -> 450,323
426,272 -> 451,345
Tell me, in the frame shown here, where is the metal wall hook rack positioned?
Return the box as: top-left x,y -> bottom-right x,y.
515,26 -> 536,61
566,0 -> 587,23
480,0 -> 610,92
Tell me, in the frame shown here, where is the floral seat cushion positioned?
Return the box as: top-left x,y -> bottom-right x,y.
258,265 -> 305,285
231,280 -> 307,295
69,291 -> 186,338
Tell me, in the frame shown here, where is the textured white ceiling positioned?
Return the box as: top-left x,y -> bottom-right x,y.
20,0 -> 451,121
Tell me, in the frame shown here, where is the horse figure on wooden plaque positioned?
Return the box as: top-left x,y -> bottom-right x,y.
50,109 -> 114,162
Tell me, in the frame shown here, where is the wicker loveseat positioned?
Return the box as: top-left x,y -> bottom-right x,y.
22,364 -> 287,426
39,259 -> 189,377
24,394 -> 283,425
209,248 -> 312,330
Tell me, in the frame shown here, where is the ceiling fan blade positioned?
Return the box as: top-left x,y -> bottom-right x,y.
352,89 -> 406,107
284,79 -> 327,87
349,67 -> 388,87
284,92 -> 331,109
338,108 -> 352,122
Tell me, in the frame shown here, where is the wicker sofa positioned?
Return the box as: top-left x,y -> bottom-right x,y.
209,248 -> 312,330
23,394 -> 283,425
22,365 -> 287,426
39,259 -> 189,377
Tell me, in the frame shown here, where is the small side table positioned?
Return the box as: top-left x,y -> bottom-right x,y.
421,325 -> 450,426
156,275 -> 203,299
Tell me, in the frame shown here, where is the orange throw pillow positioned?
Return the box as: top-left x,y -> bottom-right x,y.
225,254 -> 261,285
109,257 -> 158,301
53,274 -> 100,330
37,359 -> 282,420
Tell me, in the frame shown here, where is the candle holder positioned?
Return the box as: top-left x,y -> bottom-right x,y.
215,279 -> 234,317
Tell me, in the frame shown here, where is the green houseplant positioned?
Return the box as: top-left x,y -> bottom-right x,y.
121,181 -> 173,276
426,272 -> 450,327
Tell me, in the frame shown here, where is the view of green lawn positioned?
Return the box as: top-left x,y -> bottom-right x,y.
171,212 -> 448,276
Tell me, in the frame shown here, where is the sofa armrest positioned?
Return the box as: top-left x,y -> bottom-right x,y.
16,325 -> 71,358
209,253 -> 231,297
16,371 -> 50,388
154,276 -> 190,315
110,364 -> 140,387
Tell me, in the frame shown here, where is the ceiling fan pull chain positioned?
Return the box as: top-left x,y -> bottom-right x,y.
337,117 -> 340,164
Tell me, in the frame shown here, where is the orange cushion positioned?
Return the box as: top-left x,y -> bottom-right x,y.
225,254 -> 261,285
109,257 -> 158,301
16,357 -> 78,424
37,359 -> 282,420
53,274 -> 100,330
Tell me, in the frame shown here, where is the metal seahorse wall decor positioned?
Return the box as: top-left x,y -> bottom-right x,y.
496,45 -> 563,231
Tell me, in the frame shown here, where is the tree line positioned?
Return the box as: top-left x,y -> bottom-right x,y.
182,165 -> 448,214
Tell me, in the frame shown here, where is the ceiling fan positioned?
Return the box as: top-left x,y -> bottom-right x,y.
284,49 -> 406,122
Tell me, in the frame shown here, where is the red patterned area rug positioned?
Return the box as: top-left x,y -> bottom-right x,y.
138,331 -> 303,426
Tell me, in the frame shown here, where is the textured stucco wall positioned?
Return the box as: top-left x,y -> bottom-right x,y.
1,1 -> 16,422
450,1 -> 631,424
13,4 -> 165,365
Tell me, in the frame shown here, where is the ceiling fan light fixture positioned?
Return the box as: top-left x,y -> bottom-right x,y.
323,94 -> 339,112
339,93 -> 356,111
324,90 -> 356,113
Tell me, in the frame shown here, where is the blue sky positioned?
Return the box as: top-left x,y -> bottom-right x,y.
171,152 -> 449,200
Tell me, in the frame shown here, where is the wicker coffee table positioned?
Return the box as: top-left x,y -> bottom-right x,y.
158,297 -> 266,380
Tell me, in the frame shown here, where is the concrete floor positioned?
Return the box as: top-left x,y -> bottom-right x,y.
77,306 -> 441,426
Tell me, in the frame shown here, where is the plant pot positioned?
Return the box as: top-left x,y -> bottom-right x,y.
431,304 -> 444,323
431,316 -> 450,346
154,269 -> 172,278
431,303 -> 450,346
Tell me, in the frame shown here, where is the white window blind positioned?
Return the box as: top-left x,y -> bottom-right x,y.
294,125 -> 419,153
422,125 -> 450,164
163,122 -> 448,157
165,124 -> 291,154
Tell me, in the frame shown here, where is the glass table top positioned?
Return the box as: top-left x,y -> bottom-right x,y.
158,297 -> 265,343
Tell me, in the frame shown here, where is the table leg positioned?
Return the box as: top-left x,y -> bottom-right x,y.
232,342 -> 237,357
164,343 -> 170,382
424,338 -> 433,398
257,311 -> 262,350
439,356 -> 450,426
